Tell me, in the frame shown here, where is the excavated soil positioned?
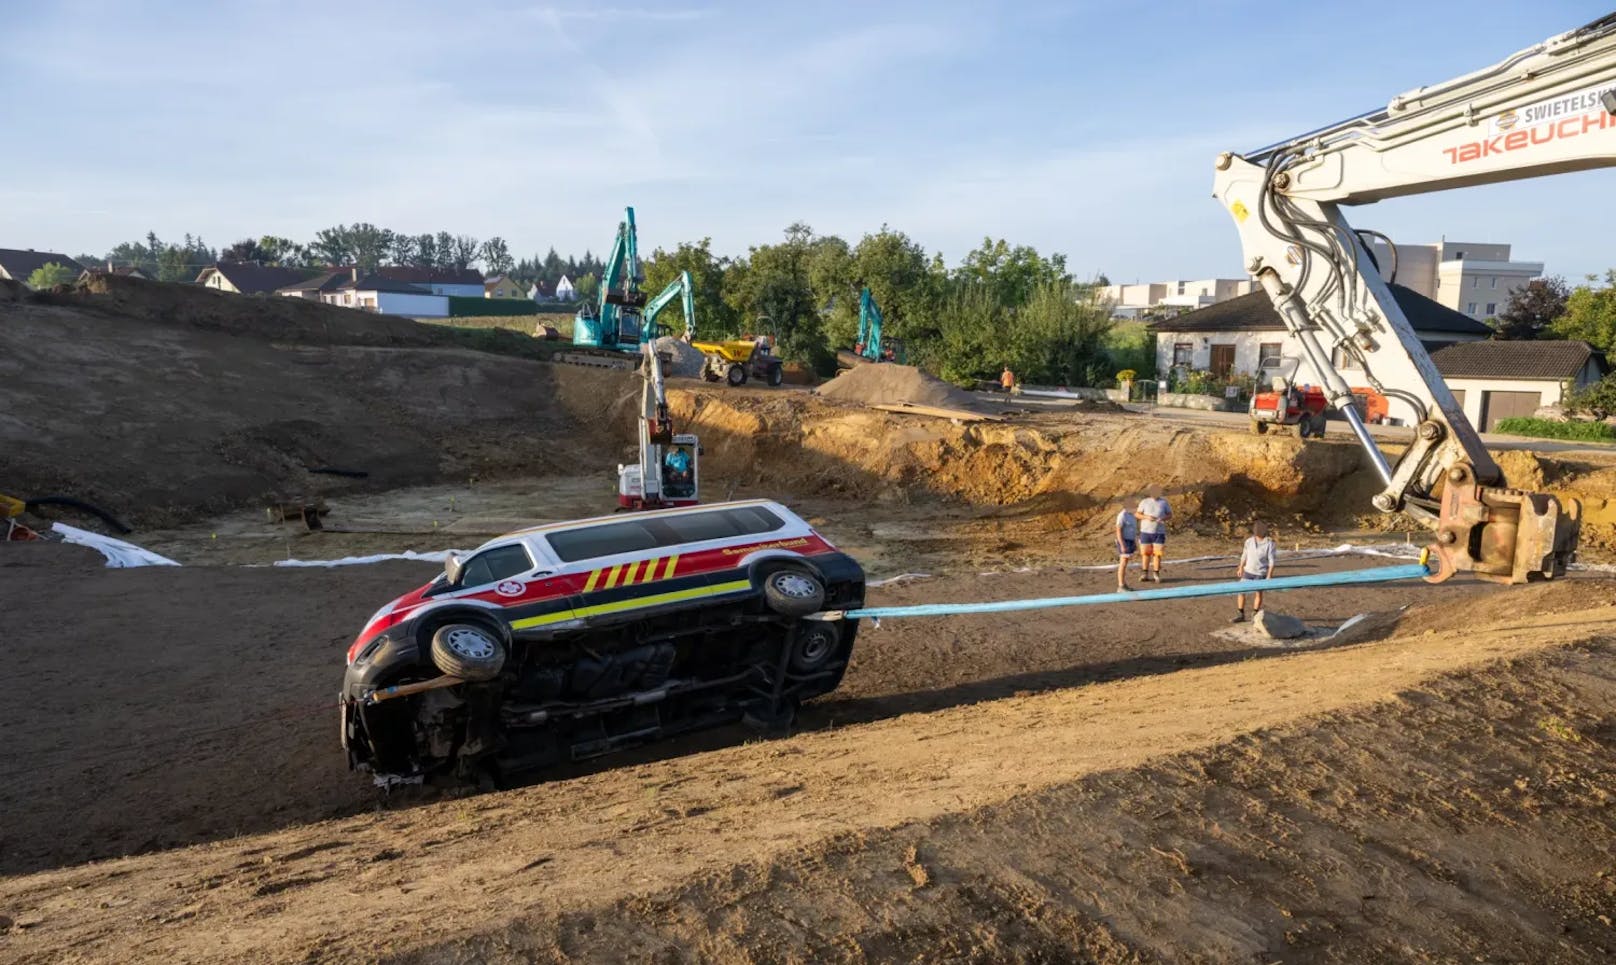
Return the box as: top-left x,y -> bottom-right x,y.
3,557 -> 1613,962
814,361 -> 982,409
10,279 -> 1616,962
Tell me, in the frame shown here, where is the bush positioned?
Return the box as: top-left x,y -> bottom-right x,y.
1115,369 -> 1137,382
1492,417 -> 1616,441
1564,375 -> 1616,419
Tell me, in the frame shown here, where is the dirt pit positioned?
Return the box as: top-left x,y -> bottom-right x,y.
4,549 -> 1614,962
10,279 -> 1616,962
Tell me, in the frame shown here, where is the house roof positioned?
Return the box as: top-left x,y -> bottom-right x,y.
277,269 -> 353,294
1430,339 -> 1604,381
0,248 -> 86,280
79,265 -> 148,279
199,262 -> 312,294
1150,284 -> 1493,337
375,266 -> 484,286
344,274 -> 434,295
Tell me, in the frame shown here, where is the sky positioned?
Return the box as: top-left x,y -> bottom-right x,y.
3,0 -> 1614,281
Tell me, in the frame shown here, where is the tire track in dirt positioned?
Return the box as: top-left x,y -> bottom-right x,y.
4,584 -> 1611,963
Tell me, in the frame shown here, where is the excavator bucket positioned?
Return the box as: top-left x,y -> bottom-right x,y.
1426,463 -> 1581,584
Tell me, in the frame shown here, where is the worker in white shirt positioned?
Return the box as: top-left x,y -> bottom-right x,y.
1232,520 -> 1277,623
1135,484 -> 1172,583
1114,503 -> 1139,592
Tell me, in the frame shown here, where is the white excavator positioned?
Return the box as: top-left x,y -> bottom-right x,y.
617,340 -> 700,511
1214,13 -> 1616,583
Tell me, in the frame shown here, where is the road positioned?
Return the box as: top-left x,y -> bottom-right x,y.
1116,402 -> 1616,458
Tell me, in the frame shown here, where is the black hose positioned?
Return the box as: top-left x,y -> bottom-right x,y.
23,495 -> 132,534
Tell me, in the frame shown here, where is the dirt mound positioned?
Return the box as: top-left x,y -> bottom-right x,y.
649,335 -> 706,378
0,293 -> 638,527
815,362 -> 980,409
36,273 -> 555,360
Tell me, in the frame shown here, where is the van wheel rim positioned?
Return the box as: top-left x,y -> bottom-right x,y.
446,627 -> 495,659
772,573 -> 818,598
799,630 -> 832,662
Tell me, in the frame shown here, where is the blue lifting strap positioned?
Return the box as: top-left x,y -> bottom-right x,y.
818,562 -> 1431,622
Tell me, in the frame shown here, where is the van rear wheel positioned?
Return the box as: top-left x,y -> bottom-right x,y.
763,570 -> 826,617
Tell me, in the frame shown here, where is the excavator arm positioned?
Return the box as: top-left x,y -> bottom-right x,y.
1213,15 -> 1616,583
644,270 -> 696,342
857,287 -> 885,360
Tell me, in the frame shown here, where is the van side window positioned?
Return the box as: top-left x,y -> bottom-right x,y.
546,507 -> 786,563
459,544 -> 533,586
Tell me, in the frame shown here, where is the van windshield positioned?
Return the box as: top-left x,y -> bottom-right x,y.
546,505 -> 785,563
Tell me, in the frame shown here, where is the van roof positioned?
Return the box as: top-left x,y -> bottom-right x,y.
483,499 -> 792,548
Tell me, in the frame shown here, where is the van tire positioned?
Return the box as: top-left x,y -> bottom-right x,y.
762,569 -> 825,617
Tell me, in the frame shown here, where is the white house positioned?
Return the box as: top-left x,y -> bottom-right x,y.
317,271 -> 450,317
0,248 -> 86,286
530,280 -> 554,304
194,262 -> 311,294
483,274 -> 525,299
1430,340 -> 1606,431
1154,284 -> 1491,380
374,266 -> 484,298
554,275 -> 575,300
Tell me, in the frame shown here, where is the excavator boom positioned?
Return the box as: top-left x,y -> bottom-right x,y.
1213,16 -> 1615,583
644,270 -> 696,342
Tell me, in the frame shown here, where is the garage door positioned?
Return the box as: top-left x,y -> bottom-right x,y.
1480,390 -> 1540,432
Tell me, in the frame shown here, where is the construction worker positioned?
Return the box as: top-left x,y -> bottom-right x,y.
1232,520 -> 1277,622
1135,483 -> 1171,582
1000,366 -> 1015,393
1114,502 -> 1139,592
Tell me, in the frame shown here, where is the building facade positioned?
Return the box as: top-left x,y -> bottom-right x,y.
1152,284 -> 1494,424
1100,278 -> 1255,318
1364,240 -> 1542,321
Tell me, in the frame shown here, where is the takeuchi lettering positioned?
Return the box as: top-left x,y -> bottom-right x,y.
1445,107 -> 1613,164
721,537 -> 810,555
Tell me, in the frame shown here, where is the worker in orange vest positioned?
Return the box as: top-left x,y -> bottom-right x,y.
1000,366 -> 1015,392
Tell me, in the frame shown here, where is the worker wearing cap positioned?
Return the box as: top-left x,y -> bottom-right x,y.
1135,484 -> 1171,582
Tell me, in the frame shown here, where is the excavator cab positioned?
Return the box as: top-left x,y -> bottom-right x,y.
660,437 -> 699,501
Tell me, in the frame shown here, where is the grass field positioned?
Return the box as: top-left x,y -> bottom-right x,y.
419,313 -> 575,338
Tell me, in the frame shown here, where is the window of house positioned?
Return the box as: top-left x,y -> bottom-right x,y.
1467,302 -> 1478,315
1176,282 -> 1186,295
1490,277 -> 1497,289
1334,347 -> 1362,370
1172,342 -> 1193,366
1258,342 -> 1282,367
1486,303 -> 1497,316
1471,276 -> 1479,288
1455,250 -> 1466,259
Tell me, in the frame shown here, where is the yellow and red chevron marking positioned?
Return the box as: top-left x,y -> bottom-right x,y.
583,554 -> 681,593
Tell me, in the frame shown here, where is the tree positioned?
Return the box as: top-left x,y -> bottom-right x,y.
480,237 -> 513,275
434,231 -> 456,271
1552,269 -> 1616,354
574,272 -> 599,301
412,233 -> 439,269
389,233 -> 417,267
641,237 -> 737,338
259,236 -> 309,267
157,245 -> 192,282
310,226 -> 354,266
1492,275 -> 1570,339
450,234 -> 480,271
223,238 -> 268,263
25,262 -> 76,289
956,237 -> 1069,308
348,223 -> 393,273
